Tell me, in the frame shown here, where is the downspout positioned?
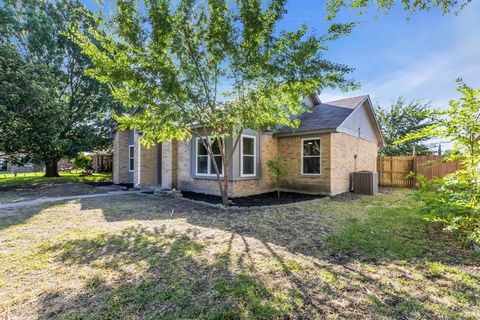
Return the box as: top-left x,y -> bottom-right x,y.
136,130 -> 146,188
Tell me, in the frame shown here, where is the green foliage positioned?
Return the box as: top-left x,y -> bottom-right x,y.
400,81 -> 480,245
71,0 -> 357,204
415,176 -> 479,246
0,171 -> 111,186
376,97 -> 436,156
73,153 -> 92,170
266,155 -> 289,198
0,0 -> 123,176
326,0 -> 471,20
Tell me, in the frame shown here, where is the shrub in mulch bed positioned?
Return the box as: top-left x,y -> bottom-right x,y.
181,191 -> 325,207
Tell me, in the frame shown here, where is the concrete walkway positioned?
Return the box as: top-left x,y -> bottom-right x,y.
0,191 -> 145,210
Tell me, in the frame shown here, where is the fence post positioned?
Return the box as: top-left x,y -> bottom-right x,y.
412,156 -> 417,187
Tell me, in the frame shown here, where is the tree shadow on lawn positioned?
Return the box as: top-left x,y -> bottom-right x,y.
79,193 -> 479,267
38,224 -> 444,319
6,192 -> 477,319
48,192 -> 477,319
39,225 -> 292,319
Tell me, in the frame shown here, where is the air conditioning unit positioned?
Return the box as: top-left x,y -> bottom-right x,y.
352,171 -> 378,195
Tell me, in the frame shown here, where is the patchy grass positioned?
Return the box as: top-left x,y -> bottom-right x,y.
0,171 -> 112,187
0,189 -> 478,319
0,171 -> 112,204
0,183 -> 106,204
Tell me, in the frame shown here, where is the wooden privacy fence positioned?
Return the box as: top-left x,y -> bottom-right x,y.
377,155 -> 461,187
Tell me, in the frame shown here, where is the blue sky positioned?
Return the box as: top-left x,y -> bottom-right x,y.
283,1 -> 480,109
83,0 -> 480,109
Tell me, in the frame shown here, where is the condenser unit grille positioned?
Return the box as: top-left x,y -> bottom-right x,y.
353,171 -> 378,195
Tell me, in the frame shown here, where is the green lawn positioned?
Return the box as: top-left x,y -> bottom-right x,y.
0,189 -> 478,319
0,170 -> 112,187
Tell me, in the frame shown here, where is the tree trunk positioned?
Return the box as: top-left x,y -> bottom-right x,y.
221,173 -> 229,205
45,159 -> 60,177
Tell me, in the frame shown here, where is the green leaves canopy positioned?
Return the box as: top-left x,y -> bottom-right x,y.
375,98 -> 436,156
72,0 -> 358,147
326,0 -> 471,19
400,81 -> 480,245
0,0 -> 123,175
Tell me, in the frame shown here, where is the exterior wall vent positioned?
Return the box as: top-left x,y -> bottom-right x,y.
352,171 -> 378,195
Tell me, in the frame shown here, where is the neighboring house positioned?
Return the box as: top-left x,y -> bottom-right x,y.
0,153 -> 43,173
112,94 -> 384,196
89,151 -> 113,173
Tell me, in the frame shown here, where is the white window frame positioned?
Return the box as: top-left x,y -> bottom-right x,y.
240,134 -> 256,177
195,137 -> 224,177
301,137 -> 322,176
128,144 -> 134,172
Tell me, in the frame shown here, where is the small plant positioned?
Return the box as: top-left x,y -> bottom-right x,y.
73,153 -> 92,170
267,155 -> 289,198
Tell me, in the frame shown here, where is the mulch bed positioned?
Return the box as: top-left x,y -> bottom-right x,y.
181,191 -> 325,207
84,181 -> 114,187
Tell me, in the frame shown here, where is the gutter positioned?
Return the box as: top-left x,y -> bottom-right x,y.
272,128 -> 337,138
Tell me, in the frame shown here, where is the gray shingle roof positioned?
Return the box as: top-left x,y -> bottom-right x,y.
274,95 -> 369,135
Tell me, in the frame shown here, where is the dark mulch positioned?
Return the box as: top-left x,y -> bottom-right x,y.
181,191 -> 325,207
84,181 -> 114,187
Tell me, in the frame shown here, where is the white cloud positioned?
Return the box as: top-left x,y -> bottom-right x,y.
321,3 -> 480,109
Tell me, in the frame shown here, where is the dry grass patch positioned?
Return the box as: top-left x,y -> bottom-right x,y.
0,190 -> 478,319
0,183 -> 104,204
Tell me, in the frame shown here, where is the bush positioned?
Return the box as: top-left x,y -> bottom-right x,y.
416,173 -> 480,246
266,155 -> 289,198
73,153 -> 92,170
399,81 -> 480,247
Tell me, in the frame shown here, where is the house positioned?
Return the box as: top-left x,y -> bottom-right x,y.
83,151 -> 113,173
112,94 -> 384,196
0,153 -> 43,173
91,151 -> 113,173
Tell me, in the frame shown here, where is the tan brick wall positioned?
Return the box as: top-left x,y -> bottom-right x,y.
119,130 -> 377,196
276,133 -> 332,194
113,130 -> 129,184
231,133 -> 277,197
330,132 -> 378,195
140,143 -> 158,187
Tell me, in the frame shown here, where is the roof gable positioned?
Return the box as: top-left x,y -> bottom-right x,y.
274,95 -> 368,135
337,97 -> 384,146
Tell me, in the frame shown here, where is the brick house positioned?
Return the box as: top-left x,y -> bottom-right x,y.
112,94 -> 384,196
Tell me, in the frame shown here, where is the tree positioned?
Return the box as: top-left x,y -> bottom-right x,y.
267,155 -> 289,198
399,80 -> 480,245
73,153 -> 93,170
72,0 -> 358,205
0,0 -> 122,177
376,98 -> 436,156
326,0 -> 471,19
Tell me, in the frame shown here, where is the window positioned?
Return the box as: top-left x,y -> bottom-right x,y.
196,137 -> 223,176
302,138 -> 321,175
241,135 -> 256,177
128,145 -> 134,172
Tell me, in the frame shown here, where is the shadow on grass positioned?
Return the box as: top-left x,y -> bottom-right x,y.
40,226 -> 290,319
39,225 -> 446,319
78,193 -> 479,267
4,191 -> 478,319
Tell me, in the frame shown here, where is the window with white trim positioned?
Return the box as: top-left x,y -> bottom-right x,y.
241,135 -> 256,176
302,138 -> 321,175
196,137 -> 223,175
128,145 -> 134,172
